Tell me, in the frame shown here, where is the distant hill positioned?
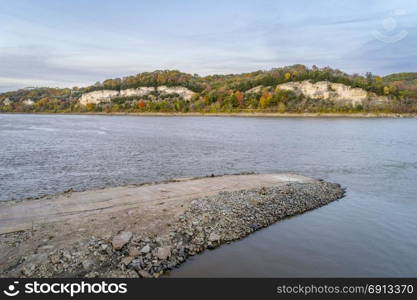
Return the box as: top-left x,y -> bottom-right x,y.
383,72 -> 417,82
1,65 -> 417,114
382,73 -> 417,94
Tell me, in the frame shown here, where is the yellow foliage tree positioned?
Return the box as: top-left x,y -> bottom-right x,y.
203,95 -> 210,104
86,103 -> 95,111
37,97 -> 50,106
278,102 -> 286,113
259,92 -> 272,109
284,72 -> 292,81
375,76 -> 383,83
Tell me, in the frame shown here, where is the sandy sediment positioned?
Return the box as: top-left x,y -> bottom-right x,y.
0,173 -> 344,278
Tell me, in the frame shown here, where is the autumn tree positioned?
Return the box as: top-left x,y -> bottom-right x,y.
234,91 -> 244,107
284,72 -> 292,81
138,100 -> 146,109
86,103 -> 96,112
278,102 -> 286,113
259,92 -> 272,109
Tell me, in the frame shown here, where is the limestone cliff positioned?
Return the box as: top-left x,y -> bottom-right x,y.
79,86 -> 194,105
276,81 -> 388,107
79,90 -> 119,105
156,86 -> 194,100
22,99 -> 35,106
247,81 -> 389,107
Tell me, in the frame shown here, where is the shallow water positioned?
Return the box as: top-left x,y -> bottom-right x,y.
0,114 -> 416,276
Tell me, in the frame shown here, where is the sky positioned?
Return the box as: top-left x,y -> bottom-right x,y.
0,0 -> 416,92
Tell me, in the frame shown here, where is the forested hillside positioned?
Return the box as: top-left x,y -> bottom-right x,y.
1,65 -> 417,114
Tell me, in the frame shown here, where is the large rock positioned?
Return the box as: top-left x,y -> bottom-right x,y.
112,231 -> 132,250
121,257 -> 133,266
140,244 -> 151,254
128,247 -> 140,257
156,247 -> 171,260
137,270 -> 152,278
208,232 -> 221,242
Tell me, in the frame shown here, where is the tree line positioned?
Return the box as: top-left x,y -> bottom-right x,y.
1,65 -> 417,113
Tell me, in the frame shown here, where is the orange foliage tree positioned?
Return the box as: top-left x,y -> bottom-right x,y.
234,91 -> 244,107
138,100 -> 146,109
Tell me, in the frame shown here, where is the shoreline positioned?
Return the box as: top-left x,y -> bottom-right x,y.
0,173 -> 344,278
1,111 -> 416,118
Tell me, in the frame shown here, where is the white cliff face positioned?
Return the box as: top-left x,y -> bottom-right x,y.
156,86 -> 194,100
79,86 -> 195,105
246,85 -> 264,94
119,87 -> 154,98
23,99 -> 34,105
276,80 -> 388,106
79,90 -> 119,105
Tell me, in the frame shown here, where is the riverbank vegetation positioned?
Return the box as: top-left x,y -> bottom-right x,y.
1,65 -> 417,114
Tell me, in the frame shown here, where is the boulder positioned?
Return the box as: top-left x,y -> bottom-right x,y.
128,247 -> 140,257
138,270 -> 152,278
140,244 -> 151,254
112,231 -> 133,250
156,247 -> 171,260
208,232 -> 221,242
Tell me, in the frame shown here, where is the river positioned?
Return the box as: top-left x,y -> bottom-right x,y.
0,114 -> 416,276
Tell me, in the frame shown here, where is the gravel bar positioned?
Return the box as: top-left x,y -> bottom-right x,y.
1,180 -> 344,278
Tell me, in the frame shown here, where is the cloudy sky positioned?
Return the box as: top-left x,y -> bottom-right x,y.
0,0 -> 416,92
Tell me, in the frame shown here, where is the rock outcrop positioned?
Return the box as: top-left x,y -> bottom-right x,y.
246,81 -> 389,107
79,86 -> 195,105
112,231 -> 133,250
246,85 -> 264,94
156,86 -> 194,100
276,80 -> 389,107
118,87 -> 154,98
22,99 -> 34,106
79,90 -> 119,105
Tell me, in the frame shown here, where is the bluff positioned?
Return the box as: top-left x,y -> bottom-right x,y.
79,86 -> 194,105
1,65 -> 415,113
247,80 -> 389,107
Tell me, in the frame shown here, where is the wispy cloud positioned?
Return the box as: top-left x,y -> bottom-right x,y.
0,0 -> 416,92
